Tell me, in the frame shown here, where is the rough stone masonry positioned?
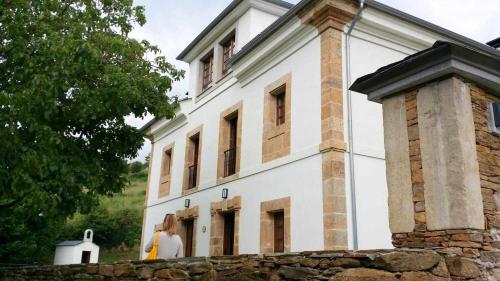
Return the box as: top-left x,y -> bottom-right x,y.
0,249 -> 494,281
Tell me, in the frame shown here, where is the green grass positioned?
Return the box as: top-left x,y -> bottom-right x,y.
97,168 -> 147,262
100,169 -> 148,215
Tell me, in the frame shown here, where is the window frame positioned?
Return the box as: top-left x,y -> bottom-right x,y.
220,31 -> 236,75
201,50 -> 214,91
159,143 -> 174,198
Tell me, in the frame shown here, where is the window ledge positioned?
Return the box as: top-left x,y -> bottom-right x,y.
196,73 -> 234,103
182,187 -> 198,196
216,172 -> 240,186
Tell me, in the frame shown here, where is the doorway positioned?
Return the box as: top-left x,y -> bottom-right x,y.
81,251 -> 91,264
223,212 -> 235,255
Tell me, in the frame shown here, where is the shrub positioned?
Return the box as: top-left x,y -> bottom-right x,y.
60,207 -> 141,248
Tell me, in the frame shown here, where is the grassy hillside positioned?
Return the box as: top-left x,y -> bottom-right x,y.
52,168 -> 148,263
98,169 -> 147,262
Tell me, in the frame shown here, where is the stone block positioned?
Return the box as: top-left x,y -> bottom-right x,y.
382,95 -> 415,233
98,265 -> 113,277
417,78 -> 484,230
445,257 -> 480,278
374,252 -> 441,272
114,263 -> 135,277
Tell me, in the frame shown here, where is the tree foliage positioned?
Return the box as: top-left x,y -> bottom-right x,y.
0,0 -> 183,263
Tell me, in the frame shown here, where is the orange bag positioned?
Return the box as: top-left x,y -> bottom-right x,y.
145,231 -> 160,260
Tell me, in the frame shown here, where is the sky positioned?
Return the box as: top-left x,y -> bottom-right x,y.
128,0 -> 500,162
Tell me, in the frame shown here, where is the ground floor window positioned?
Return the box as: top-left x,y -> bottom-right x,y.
260,197 -> 291,254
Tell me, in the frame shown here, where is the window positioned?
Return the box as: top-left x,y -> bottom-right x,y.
260,197 -> 290,254
217,102 -> 242,180
161,149 -> 172,176
223,212 -> 235,255
273,211 -> 285,253
159,145 -> 174,198
489,102 -> 500,135
188,134 -> 200,189
221,33 -> 235,75
183,219 -> 195,257
201,51 -> 214,90
184,126 -> 202,193
262,73 -> 291,163
275,88 -> 286,126
224,115 -> 237,177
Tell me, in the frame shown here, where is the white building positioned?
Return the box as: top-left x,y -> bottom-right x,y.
54,229 -> 99,265
140,0 -> 498,258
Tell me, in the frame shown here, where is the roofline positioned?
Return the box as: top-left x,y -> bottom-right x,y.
229,0 -> 500,65
363,0 -> 500,57
140,97 -> 191,133
176,0 -> 294,61
349,41 -> 500,103
228,0 -> 313,65
487,37 -> 500,49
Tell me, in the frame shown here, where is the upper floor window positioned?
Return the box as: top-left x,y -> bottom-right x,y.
188,133 -> 200,189
273,85 -> 286,126
201,51 -> 214,90
159,144 -> 174,198
221,32 -> 235,75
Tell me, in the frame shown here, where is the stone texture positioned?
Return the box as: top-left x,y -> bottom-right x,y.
417,78 -> 484,230
383,95 -> 415,233
330,268 -> 398,281
98,264 -> 113,277
400,272 -> 450,281
445,257 -> 481,278
113,263 -> 135,277
374,252 -> 441,272
0,250 -> 491,281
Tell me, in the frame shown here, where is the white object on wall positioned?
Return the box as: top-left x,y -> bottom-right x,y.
53,229 -> 100,265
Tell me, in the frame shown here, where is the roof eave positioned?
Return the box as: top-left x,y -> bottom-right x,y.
350,42 -> 500,103
176,0 -> 294,62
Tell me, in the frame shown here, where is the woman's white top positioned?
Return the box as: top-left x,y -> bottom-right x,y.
145,232 -> 184,259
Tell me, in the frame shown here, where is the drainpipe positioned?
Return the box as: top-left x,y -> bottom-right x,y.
345,0 -> 365,251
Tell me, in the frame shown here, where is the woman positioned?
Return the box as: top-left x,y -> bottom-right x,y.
145,213 -> 184,259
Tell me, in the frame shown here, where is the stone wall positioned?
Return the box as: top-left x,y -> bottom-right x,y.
0,249 -> 497,281
390,80 -> 498,260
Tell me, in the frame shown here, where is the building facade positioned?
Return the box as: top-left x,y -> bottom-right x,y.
140,0 -> 497,258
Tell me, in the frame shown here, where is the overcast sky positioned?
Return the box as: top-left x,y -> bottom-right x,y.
128,0 -> 500,162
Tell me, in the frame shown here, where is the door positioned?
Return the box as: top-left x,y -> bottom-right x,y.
274,211 -> 285,253
223,212 -> 235,255
184,219 -> 194,257
81,251 -> 91,264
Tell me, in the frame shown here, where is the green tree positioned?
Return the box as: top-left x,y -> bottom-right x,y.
0,0 -> 183,263
128,161 -> 144,174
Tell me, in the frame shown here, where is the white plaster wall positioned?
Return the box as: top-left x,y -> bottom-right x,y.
143,35 -> 322,258
345,34 -> 412,250
53,243 -> 99,265
346,6 -> 459,248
